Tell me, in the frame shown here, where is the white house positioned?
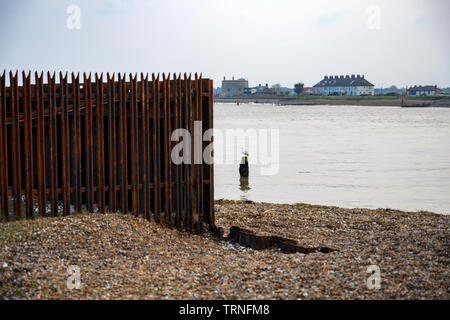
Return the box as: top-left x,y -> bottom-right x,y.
407,85 -> 440,96
302,87 -> 315,95
313,74 -> 375,96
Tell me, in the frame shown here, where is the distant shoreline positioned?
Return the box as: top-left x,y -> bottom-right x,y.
215,96 -> 450,108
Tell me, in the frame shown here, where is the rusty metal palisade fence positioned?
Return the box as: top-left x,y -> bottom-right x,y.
0,71 -> 215,234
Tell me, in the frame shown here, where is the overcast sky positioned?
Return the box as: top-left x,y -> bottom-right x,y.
1,0 -> 449,88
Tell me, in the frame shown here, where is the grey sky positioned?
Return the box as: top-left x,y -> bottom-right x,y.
0,0 -> 449,88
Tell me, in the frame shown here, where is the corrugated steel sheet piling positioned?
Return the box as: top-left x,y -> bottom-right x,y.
0,71 -> 215,233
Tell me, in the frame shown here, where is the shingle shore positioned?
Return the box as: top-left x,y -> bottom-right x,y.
0,200 -> 448,299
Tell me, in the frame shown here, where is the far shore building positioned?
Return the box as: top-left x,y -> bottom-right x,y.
407,85 -> 440,96
244,83 -> 275,96
221,77 -> 249,98
313,74 -> 375,96
213,87 -> 222,97
302,87 -> 315,95
243,83 -> 274,96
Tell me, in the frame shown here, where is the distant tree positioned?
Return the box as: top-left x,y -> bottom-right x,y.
271,84 -> 281,95
294,82 -> 304,95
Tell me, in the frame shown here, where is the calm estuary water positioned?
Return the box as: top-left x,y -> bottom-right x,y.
214,103 -> 450,214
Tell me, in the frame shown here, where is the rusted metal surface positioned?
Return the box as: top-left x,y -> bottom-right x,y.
10,71 -> 21,218
226,226 -> 336,254
0,71 -> 215,233
0,71 -> 8,221
72,73 -> 82,213
36,72 -> 46,218
107,73 -> 117,213
23,71 -> 33,219
48,72 -> 57,217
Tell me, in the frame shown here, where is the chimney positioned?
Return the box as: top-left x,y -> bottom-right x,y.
357,74 -> 361,78
351,74 -> 355,78
335,76 -> 339,79
345,75 -> 349,78
325,76 -> 328,80
362,75 -> 365,79
340,75 -> 344,79
232,76 -> 235,80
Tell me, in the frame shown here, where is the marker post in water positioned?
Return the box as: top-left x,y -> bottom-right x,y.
239,150 -> 249,178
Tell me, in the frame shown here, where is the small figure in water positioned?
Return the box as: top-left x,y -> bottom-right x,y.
239,150 -> 249,178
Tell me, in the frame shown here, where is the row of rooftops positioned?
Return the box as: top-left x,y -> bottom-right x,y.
325,74 -> 364,80
221,76 -> 443,93
314,74 -> 374,88
407,85 -> 438,91
222,76 -> 247,82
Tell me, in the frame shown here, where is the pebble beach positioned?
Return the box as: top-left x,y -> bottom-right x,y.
0,200 -> 448,300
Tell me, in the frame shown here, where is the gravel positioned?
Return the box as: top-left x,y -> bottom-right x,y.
0,200 -> 448,299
